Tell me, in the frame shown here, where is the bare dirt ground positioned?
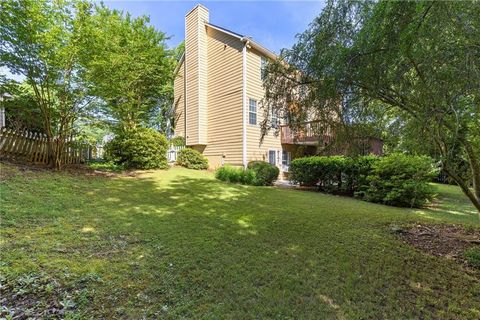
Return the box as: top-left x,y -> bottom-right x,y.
393,223 -> 480,270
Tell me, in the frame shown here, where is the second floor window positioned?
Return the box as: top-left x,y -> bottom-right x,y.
271,109 -> 279,128
249,98 -> 257,125
261,57 -> 267,81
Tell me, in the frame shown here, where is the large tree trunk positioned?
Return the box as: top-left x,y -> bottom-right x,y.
464,142 -> 480,203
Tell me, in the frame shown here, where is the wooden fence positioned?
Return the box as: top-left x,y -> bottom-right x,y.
0,128 -> 88,165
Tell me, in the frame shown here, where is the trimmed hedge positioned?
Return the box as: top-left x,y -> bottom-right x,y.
359,153 -> 436,207
289,156 -> 351,191
247,161 -> 279,186
176,148 -> 208,170
289,154 -> 436,208
104,127 -> 168,169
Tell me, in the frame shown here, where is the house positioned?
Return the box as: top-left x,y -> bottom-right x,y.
173,5 -> 381,174
0,93 -> 11,129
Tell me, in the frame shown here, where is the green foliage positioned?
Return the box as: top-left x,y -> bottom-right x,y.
215,166 -> 257,185
104,127 -> 168,169
0,0 -> 95,169
169,136 -> 186,147
216,162 -> 279,186
80,4 -> 174,131
263,0 -> 480,213
345,155 -> 380,193
1,162 -> 479,318
360,154 -> 436,207
87,161 -> 125,172
247,161 -> 280,186
289,156 -> 350,190
290,154 -> 435,207
464,247 -> 480,269
176,148 -> 208,170
0,81 -> 44,133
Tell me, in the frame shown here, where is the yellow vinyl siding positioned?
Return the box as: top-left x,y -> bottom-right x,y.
203,28 -> 243,167
246,48 -> 282,164
173,62 -> 185,138
185,5 -> 208,145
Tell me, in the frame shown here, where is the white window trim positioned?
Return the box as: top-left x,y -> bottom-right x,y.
281,150 -> 291,172
268,149 -> 277,166
261,56 -> 267,81
248,98 -> 257,126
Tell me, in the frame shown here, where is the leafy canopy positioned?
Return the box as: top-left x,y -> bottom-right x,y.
263,0 -> 480,215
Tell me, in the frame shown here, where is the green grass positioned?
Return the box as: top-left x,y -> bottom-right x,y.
1,163 -> 479,318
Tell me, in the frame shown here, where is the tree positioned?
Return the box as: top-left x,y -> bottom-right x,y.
147,42 -> 185,135
1,0 -> 94,169
0,80 -> 44,132
262,0 -> 480,215
81,4 -> 174,132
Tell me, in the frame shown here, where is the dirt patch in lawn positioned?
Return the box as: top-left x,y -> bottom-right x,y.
393,223 -> 480,271
0,160 -> 139,179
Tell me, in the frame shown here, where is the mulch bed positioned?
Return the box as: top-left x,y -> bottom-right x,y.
393,223 -> 480,270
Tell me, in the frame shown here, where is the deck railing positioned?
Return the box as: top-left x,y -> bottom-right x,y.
280,121 -> 331,145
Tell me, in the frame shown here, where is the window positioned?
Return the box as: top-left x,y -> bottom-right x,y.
282,150 -> 291,172
261,56 -> 267,80
271,110 -> 279,128
268,150 -> 276,165
249,98 -> 257,125
282,150 -> 291,166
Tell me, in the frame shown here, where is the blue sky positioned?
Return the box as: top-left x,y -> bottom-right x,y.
1,1 -> 325,80
103,0 -> 325,53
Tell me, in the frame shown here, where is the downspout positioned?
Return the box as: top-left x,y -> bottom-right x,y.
184,57 -> 187,140
241,37 -> 249,168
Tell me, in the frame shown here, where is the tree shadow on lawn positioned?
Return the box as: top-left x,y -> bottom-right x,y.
76,174 -> 480,319
2,169 -> 480,319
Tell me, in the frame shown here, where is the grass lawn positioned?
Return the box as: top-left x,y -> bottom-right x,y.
1,163 -> 479,318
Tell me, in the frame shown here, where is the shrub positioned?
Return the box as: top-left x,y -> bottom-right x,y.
247,161 -> 279,186
346,155 -> 380,194
289,156 -> 349,191
169,136 -> 186,147
215,165 -> 257,185
176,148 -> 208,170
104,128 -> 168,169
289,153 -> 436,208
360,153 -> 436,207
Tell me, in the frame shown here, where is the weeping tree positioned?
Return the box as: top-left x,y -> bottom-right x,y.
262,0 -> 480,215
0,0 -> 94,170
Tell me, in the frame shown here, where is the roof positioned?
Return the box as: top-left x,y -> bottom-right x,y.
173,20 -> 278,76
205,23 -> 277,60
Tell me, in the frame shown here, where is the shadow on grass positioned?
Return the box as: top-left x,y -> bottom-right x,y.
1,167 -> 480,319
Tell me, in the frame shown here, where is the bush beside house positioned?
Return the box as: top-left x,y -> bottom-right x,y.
176,148 -> 209,170
290,154 -> 436,208
247,161 -> 280,186
104,128 -> 169,169
216,161 -> 279,186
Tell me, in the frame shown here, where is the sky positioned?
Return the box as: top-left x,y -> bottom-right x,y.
103,0 -> 325,53
1,0 -> 325,81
